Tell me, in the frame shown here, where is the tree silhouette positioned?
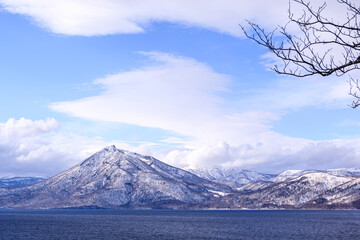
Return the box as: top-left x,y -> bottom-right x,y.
242,0 -> 360,108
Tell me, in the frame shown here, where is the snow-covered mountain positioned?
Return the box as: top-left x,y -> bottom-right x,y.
226,172 -> 359,209
0,177 -> 45,189
187,167 -> 275,188
188,167 -> 360,189
307,177 -> 360,209
0,146 -> 359,209
0,146 -> 232,209
271,168 -> 360,182
271,170 -> 319,182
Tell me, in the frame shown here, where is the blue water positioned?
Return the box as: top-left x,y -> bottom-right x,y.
0,210 -> 359,239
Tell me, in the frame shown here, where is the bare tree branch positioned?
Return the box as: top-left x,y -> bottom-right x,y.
241,0 -> 360,107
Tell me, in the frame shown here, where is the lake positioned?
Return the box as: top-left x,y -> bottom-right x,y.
0,209 -> 359,239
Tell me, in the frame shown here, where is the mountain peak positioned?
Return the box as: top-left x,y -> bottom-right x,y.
80,146 -> 117,167
103,145 -> 119,153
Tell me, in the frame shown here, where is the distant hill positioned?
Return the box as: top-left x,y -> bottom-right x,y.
0,177 -> 45,189
271,168 -> 360,182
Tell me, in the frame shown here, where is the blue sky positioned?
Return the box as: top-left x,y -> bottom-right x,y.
0,0 -> 359,176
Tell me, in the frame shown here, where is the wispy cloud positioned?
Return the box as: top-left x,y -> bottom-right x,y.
50,52 -> 278,146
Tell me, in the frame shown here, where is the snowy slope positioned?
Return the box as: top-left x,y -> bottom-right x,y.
271,170 -> 319,182
307,177 -> 360,208
271,168 -> 360,182
188,167 -> 275,187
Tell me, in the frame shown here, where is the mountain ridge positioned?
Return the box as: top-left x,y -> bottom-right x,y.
187,167 -> 276,188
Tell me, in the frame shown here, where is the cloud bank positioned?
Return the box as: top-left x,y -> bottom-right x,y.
0,118 -> 63,176
2,117 -> 360,176
164,140 -> 360,173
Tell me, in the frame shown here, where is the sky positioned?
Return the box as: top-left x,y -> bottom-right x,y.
1,0 -> 360,177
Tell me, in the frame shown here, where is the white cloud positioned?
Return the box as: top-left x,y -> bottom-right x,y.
0,117 -> 60,138
0,0 -> 290,36
51,52 -> 280,147
0,118 -> 64,176
51,52 -> 221,139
